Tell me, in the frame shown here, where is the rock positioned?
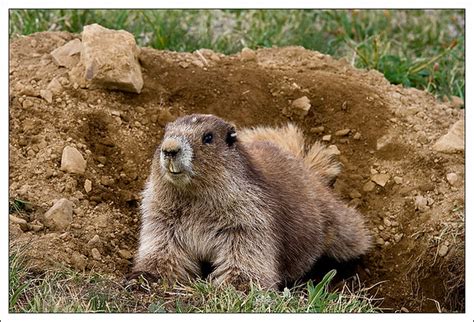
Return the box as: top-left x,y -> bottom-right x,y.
43,198 -> 74,231
283,96 -> 311,119
40,89 -> 53,103
326,145 -> 340,156
376,237 -> 385,246
371,173 -> 390,187
30,223 -> 44,232
9,215 -> 28,231
50,38 -> 82,68
46,77 -> 63,95
84,179 -> 92,193
118,249 -> 133,260
363,181 -> 376,192
240,47 -> 256,61
394,233 -> 403,243
322,135 -> 331,142
87,234 -> 101,247
414,196 -> 429,212
71,252 -> 87,271
438,245 -> 449,257
393,176 -> 403,184
383,218 -> 392,227
349,190 -> 362,199
335,128 -> 350,136
61,146 -> 86,174
353,132 -> 362,140
91,248 -> 102,260
78,24 -> 143,93
432,119 -> 464,153
310,126 -> 324,134
446,173 -> 458,186
400,307 -> 409,313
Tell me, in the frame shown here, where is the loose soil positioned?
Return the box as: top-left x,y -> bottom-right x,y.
8,32 -> 465,312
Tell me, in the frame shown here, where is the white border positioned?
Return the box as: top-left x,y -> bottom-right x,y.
1,2 -> 471,322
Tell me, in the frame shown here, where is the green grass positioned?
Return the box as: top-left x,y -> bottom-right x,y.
9,248 -> 379,313
9,9 -> 464,99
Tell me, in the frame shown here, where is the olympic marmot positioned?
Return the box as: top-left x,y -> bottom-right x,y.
130,114 -> 371,289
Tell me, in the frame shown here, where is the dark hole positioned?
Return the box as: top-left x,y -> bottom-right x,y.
199,260 -> 215,279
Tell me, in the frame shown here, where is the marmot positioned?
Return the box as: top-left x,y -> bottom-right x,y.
130,114 -> 371,289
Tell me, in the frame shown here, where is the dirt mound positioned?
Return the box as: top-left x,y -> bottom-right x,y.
9,32 -> 464,312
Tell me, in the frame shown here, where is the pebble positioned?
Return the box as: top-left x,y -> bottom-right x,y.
376,238 -> 385,246
371,173 -> 390,187
40,89 -> 53,103
285,96 -> 311,119
61,146 -> 87,174
394,233 -> 403,243
438,245 -> 449,257
383,218 -> 392,227
393,176 -> 403,184
353,132 -> 362,140
22,99 -> 34,109
9,215 -> 28,231
414,196 -> 429,212
363,181 -> 376,192
42,198 -> 74,231
47,77 -> 63,94
91,248 -> 102,260
400,307 -> 409,313
322,135 -> 331,142
349,190 -> 362,199
432,119 -> 464,153
446,173 -> 458,186
335,128 -> 350,136
118,249 -> 133,260
310,126 -> 324,134
87,234 -> 101,246
84,179 -> 92,193
240,47 -> 257,61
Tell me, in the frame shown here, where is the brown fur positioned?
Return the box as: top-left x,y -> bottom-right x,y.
132,114 -> 371,289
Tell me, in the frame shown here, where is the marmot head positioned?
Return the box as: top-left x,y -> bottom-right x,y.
158,114 -> 238,187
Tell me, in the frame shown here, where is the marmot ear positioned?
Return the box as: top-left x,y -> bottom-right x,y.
226,127 -> 237,146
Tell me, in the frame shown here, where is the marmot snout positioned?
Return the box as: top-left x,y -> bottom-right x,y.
132,114 -> 371,289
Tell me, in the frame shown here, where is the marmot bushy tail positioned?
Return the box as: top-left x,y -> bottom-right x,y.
132,114 -> 371,290
239,124 -> 340,185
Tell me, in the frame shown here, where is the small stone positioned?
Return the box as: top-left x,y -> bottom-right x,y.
433,119 -> 464,153
283,96 -> 311,119
71,252 -> 87,271
400,307 -> 409,313
178,61 -> 189,68
383,218 -> 392,227
414,196 -> 429,212
22,99 -> 34,109
376,238 -> 385,246
371,173 -> 390,187
9,215 -> 28,231
42,198 -> 74,231
46,77 -> 63,95
61,146 -> 87,174
100,176 -> 114,186
40,89 -> 53,103
322,135 -> 331,142
310,126 -> 324,134
438,245 -> 449,257
335,128 -> 350,136
87,234 -> 101,246
50,38 -> 82,68
30,224 -> 44,232
363,181 -> 376,192
370,168 -> 378,175
353,132 -> 361,140
394,233 -> 403,243
326,145 -> 340,156
394,176 -> 403,184
240,47 -> 256,61
78,24 -> 143,93
446,173 -> 458,186
84,179 -> 92,193
91,248 -> 102,260
349,190 -> 362,199
118,249 -> 132,260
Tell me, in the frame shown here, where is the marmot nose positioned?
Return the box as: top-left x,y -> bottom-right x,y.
161,138 -> 181,158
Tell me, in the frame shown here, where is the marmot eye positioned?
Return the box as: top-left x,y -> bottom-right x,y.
202,132 -> 213,144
